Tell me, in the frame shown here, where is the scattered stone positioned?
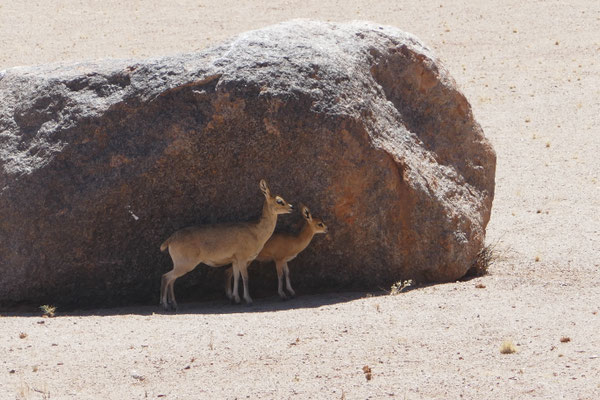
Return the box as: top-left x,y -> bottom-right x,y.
131,370 -> 145,381
362,365 -> 373,381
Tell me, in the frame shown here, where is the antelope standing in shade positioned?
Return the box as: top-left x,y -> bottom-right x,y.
159,179 -> 293,310
225,204 -> 328,300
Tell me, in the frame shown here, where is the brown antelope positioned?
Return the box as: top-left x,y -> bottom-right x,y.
225,204 -> 328,300
159,179 -> 293,310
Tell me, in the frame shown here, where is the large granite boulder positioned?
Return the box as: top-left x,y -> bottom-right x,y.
0,20 -> 495,308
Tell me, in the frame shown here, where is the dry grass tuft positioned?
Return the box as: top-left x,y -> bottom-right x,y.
464,242 -> 500,278
208,332 -> 215,351
19,332 -> 28,339
500,340 -> 517,354
16,382 -> 30,400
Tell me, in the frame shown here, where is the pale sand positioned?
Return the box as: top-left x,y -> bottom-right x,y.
1,1 -> 599,398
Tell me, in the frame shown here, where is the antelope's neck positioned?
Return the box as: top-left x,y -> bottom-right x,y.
257,200 -> 277,239
297,223 -> 315,248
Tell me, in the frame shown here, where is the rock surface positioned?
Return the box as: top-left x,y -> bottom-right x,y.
0,20 -> 495,308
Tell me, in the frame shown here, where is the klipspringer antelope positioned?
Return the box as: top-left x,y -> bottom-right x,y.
159,179 -> 293,310
225,204 -> 327,300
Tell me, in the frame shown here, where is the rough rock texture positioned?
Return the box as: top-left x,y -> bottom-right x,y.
0,20 -> 495,308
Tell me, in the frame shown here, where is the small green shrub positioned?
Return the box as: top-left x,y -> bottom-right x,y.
390,280 -> 413,295
40,305 -> 56,318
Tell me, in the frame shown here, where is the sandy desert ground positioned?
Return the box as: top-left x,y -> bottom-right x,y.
1,1 -> 599,399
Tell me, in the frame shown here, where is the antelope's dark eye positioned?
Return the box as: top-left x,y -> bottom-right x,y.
318,223 -> 324,227
276,198 -> 284,205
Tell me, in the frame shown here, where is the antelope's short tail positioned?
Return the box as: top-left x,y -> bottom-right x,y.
160,237 -> 171,252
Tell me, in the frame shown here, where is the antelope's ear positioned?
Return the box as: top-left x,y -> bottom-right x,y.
259,179 -> 270,196
301,204 -> 312,221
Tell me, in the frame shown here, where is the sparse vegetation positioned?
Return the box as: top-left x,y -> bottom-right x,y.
500,340 -> 517,354
560,336 -> 571,343
19,332 -> 28,339
16,382 -> 30,400
40,304 -> 56,318
390,280 -> 413,295
208,332 -> 214,351
465,242 -> 499,278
